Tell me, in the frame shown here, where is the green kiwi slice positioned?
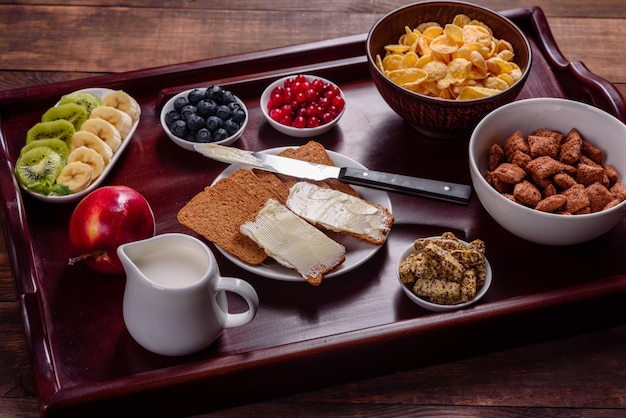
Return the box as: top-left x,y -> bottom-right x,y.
20,138 -> 69,164
59,91 -> 101,115
42,103 -> 88,130
15,146 -> 64,195
26,120 -> 75,146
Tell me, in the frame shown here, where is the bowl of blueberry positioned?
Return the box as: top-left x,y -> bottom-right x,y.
160,85 -> 248,150
260,74 -> 346,138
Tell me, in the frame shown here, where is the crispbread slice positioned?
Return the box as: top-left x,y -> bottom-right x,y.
177,177 -> 268,265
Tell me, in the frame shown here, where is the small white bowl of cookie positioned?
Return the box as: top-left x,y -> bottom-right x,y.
396,233 -> 492,312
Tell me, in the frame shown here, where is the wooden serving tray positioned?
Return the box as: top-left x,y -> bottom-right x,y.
1,6 -> 625,417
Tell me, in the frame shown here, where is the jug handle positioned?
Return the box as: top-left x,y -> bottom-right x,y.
215,277 -> 259,328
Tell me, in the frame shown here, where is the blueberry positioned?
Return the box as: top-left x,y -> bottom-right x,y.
195,128 -> 213,143
231,107 -> 246,124
216,105 -> 232,121
186,114 -> 206,131
221,90 -> 235,104
213,128 -> 229,142
173,97 -> 189,112
164,110 -> 182,127
187,89 -> 204,105
181,104 -> 196,120
223,119 -> 240,135
196,99 -> 217,117
204,85 -> 223,102
170,119 -> 188,138
206,115 -> 223,132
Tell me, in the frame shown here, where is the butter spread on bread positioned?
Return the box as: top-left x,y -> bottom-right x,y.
286,181 -> 394,245
240,199 -> 346,286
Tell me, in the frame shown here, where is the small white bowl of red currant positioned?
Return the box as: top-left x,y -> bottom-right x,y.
160,85 -> 248,151
260,74 -> 346,138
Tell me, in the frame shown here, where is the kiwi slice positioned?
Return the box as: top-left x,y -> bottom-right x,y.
15,147 -> 64,195
59,91 -> 101,115
42,103 -> 88,130
20,139 -> 69,164
26,120 -> 75,146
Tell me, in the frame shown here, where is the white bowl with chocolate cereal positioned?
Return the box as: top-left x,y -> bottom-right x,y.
396,233 -> 492,312
469,98 -> 626,245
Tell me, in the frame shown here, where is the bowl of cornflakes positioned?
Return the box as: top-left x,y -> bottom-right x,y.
366,1 -> 532,139
396,233 -> 492,312
469,98 -> 626,245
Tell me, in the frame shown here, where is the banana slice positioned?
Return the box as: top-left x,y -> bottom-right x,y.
70,131 -> 113,164
80,117 -> 122,152
101,90 -> 141,122
67,146 -> 105,180
56,161 -> 93,193
90,106 -> 133,139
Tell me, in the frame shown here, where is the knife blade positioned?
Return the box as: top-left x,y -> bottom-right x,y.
194,143 -> 472,204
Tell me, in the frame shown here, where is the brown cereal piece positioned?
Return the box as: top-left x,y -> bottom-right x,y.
581,140 -> 604,164
486,171 -> 513,194
559,128 -> 583,165
530,173 -> 553,190
503,130 -> 529,160
422,242 -> 465,283
513,180 -> 542,207
585,182 -> 614,212
573,206 -> 591,215
528,134 -> 560,159
535,194 -> 567,213
610,181 -> 626,201
543,183 -> 557,197
525,155 -> 567,180
553,172 -> 578,190
413,278 -> 461,304
492,163 -> 526,184
563,184 -> 590,213
604,199 -> 621,210
604,164 -> 620,185
509,150 -> 532,170
460,270 -> 477,302
576,163 -> 606,186
533,128 -> 564,144
488,143 -> 505,171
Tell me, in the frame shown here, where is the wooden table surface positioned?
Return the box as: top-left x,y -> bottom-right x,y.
1,1 -> 625,416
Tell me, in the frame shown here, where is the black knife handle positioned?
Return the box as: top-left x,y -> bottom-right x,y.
339,167 -> 472,204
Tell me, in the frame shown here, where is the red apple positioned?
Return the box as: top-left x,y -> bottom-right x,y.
68,185 -> 156,275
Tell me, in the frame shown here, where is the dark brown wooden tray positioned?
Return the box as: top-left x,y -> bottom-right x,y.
1,6 -> 625,417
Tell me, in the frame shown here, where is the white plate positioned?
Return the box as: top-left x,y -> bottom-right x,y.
18,87 -> 140,204
212,147 -> 392,281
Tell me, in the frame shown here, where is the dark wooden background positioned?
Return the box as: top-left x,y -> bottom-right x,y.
1,1 -> 625,416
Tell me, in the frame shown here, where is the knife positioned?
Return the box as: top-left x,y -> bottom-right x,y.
194,143 -> 472,204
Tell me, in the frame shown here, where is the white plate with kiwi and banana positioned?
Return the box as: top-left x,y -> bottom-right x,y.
14,87 -> 141,204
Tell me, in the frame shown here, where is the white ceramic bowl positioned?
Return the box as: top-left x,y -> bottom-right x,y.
160,87 -> 248,151
469,98 -> 626,245
259,74 -> 345,138
396,237 -> 492,312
